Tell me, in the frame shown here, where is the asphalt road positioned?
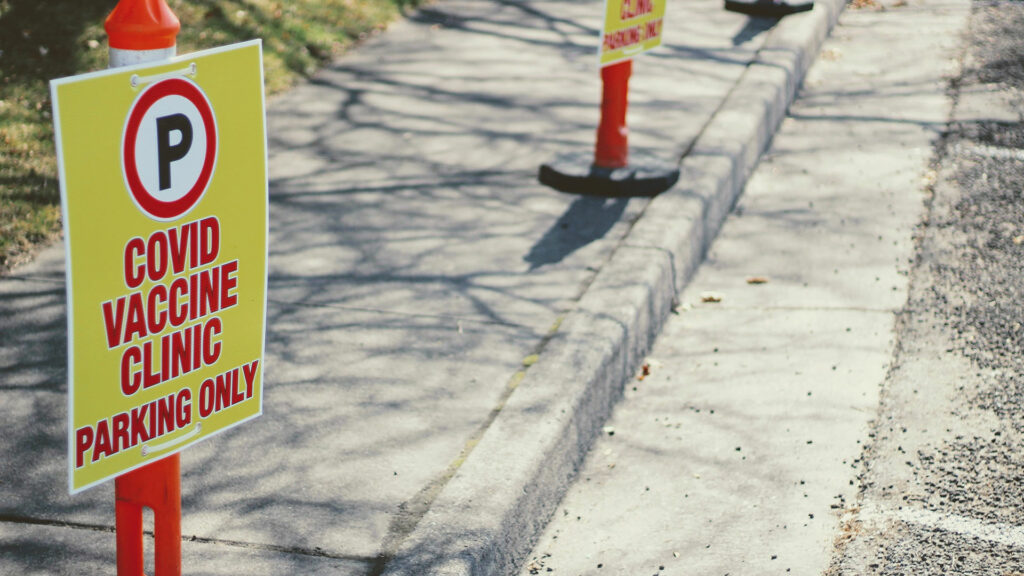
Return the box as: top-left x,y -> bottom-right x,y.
830,1 -> 1024,574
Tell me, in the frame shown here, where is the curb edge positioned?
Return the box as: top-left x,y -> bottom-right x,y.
382,2 -> 847,573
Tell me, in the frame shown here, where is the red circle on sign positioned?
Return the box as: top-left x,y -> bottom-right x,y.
122,77 -> 217,221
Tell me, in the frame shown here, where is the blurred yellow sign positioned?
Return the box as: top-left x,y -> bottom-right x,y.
600,0 -> 666,66
51,40 -> 268,494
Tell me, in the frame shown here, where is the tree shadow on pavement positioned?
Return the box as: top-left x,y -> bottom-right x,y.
524,196 -> 630,270
0,0 -> 788,569
731,16 -> 779,46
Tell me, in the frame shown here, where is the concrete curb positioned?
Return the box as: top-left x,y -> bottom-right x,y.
382,1 -> 847,574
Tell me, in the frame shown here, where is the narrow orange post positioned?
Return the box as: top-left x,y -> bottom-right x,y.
105,2 -> 182,575
115,455 -> 182,576
594,59 -> 632,169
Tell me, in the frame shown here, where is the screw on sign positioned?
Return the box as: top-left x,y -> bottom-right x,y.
122,77 -> 218,221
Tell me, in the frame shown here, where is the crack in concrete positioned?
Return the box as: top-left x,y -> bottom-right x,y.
267,298 -> 533,329
0,513 -> 378,563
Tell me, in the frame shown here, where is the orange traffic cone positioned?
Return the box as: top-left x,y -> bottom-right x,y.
539,59 -> 680,197
105,0 -> 180,68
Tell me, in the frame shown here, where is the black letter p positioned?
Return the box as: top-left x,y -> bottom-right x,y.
156,114 -> 194,191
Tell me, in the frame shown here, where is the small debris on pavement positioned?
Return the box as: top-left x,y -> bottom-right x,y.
746,276 -> 770,284
820,48 -> 842,62
638,363 -> 651,380
670,297 -> 684,314
700,291 -> 723,303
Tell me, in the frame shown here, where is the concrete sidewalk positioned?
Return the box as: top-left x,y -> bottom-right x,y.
0,0 -> 843,573
519,0 -> 969,573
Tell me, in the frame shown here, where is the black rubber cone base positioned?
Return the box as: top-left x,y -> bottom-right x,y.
538,151 -> 680,197
724,0 -> 813,16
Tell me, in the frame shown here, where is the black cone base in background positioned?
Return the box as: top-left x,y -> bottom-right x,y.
724,0 -> 813,17
538,151 -> 681,197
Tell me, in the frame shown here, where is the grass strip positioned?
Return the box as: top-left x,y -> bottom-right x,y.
0,0 -> 417,271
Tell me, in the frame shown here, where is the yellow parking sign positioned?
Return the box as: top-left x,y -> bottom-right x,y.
600,0 -> 667,66
51,40 -> 268,494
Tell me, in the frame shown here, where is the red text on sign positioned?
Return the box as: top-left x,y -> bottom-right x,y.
74,357 -> 259,468
124,217 -> 219,288
74,388 -> 192,468
102,260 -> 239,350
197,359 -> 259,419
119,317 -> 222,396
603,18 -> 662,51
620,0 -> 654,20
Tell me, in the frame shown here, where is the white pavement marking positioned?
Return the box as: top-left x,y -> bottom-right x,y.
954,143 -> 1024,162
859,505 -> 1024,549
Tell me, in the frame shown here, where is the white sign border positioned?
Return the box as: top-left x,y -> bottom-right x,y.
51,39 -> 268,495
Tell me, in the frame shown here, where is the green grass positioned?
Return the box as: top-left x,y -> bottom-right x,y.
0,0 -> 417,272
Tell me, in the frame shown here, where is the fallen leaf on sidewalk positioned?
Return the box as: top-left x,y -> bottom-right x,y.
637,363 -> 651,381
746,276 -> 770,285
821,48 -> 842,62
700,292 -> 723,303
